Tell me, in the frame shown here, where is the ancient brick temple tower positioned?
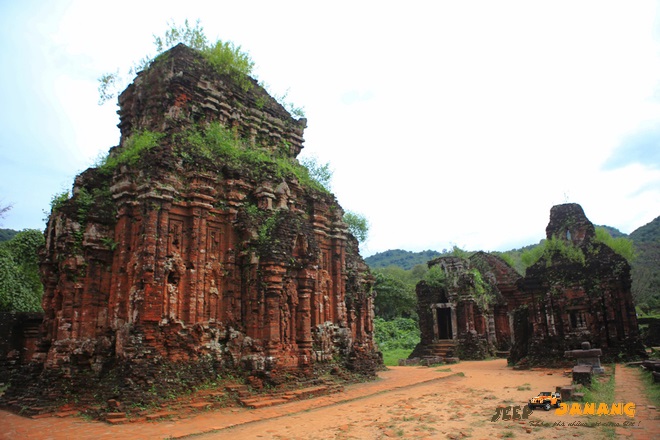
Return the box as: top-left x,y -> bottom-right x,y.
509,203 -> 645,364
411,203 -> 645,365
6,44 -> 380,407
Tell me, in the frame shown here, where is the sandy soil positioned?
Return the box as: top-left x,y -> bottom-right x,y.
195,360 -> 632,440
2,359 -> 657,440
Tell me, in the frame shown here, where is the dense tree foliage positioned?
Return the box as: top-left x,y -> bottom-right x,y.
298,155 -> 332,192
423,264 -> 446,289
372,267 -> 421,320
630,216 -> 660,243
0,228 -> 18,242
373,317 -> 420,351
371,265 -> 426,362
597,224 -> 627,239
365,249 -> 441,270
630,217 -> 660,314
343,211 -> 369,244
498,243 -> 540,274
369,218 -> 660,316
366,246 -> 472,270
0,229 -> 44,312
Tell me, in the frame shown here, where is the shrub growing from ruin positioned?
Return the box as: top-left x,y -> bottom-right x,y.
423,264 -> 446,289
97,130 -> 164,173
593,226 -> 636,262
521,236 -> 585,269
98,19 -> 304,116
343,211 -> 369,243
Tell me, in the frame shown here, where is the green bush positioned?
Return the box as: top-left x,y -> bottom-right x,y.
521,237 -> 585,268
373,269 -> 417,320
374,317 -> 420,351
99,19 -> 302,116
176,122 -> 329,194
469,268 -> 494,310
343,211 -> 369,243
493,251 -> 515,269
202,41 -> 255,91
423,265 -> 446,289
545,237 -> 586,265
594,227 -> 636,262
520,241 -> 546,268
153,19 -> 255,91
49,191 -> 70,213
298,156 -> 332,192
0,229 -> 44,312
154,18 -> 208,52
97,130 -> 163,173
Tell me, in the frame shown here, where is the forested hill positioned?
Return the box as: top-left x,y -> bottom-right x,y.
597,225 -> 626,238
365,249 -> 442,269
365,219 -> 660,312
630,216 -> 660,243
629,216 -> 660,312
0,228 -> 18,242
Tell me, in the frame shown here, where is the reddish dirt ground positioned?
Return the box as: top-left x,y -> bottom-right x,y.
1,359 -> 658,439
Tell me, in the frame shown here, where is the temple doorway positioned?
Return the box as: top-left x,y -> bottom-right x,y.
437,307 -> 453,339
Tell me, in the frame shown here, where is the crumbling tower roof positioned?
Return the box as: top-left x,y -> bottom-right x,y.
117,43 -> 306,158
546,203 -> 595,246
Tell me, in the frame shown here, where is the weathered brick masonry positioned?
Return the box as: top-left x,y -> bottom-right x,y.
2,44 -> 380,411
412,203 -> 645,365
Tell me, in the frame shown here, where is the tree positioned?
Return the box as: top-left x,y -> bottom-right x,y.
450,245 -> 470,258
0,229 -> 44,312
153,19 -> 208,53
0,202 -> 12,223
373,268 -> 417,320
298,155 -> 333,192
343,211 -> 369,243
99,19 -> 255,104
374,316 -> 420,351
423,264 -> 446,289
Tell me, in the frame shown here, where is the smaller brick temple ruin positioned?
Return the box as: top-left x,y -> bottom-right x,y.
411,203 -> 646,365
510,203 -> 645,364
0,43 -> 380,412
410,252 -> 522,360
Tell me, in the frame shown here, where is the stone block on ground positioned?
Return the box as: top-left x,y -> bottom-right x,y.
572,365 -> 593,386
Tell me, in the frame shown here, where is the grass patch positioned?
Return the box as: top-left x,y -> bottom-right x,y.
637,366 -> 660,407
97,130 -> 163,173
580,370 -> 615,403
381,348 -> 413,366
517,383 -> 532,391
175,123 -> 329,193
578,366 -> 616,438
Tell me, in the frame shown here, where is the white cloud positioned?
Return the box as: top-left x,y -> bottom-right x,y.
0,0 -> 658,255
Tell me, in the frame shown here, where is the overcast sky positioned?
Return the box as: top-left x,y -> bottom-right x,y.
1,0 -> 659,257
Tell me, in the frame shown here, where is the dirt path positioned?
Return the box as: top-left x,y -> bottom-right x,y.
1,360 -> 658,439
195,360 -> 603,440
612,365 -> 660,440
